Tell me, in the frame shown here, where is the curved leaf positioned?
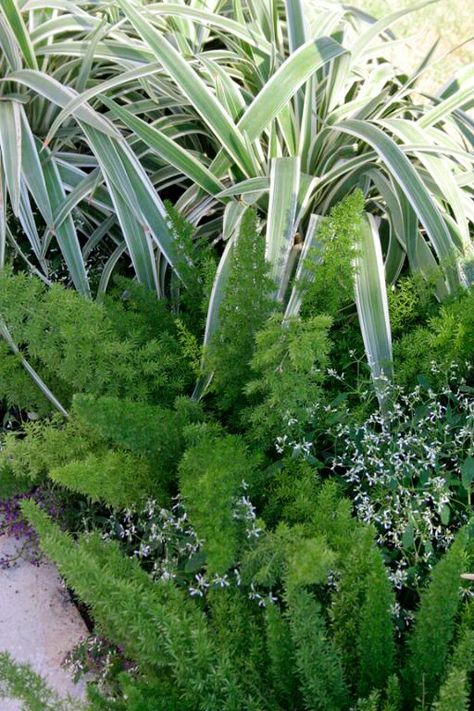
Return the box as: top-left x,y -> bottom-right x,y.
354,214 -> 393,410
335,119 -> 459,291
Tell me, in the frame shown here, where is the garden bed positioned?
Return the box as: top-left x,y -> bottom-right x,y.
0,0 -> 472,709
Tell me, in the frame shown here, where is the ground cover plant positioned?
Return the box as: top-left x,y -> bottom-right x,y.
0,0 -> 473,709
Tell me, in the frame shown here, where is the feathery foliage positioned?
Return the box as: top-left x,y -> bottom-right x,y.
404,526 -> 469,704
0,271 -> 192,415
245,313 -> 332,448
288,587 -> 349,711
179,427 -> 258,574
394,286 -> 474,388
357,549 -> 396,697
300,190 -> 363,319
207,209 -> 275,414
50,451 -> 154,511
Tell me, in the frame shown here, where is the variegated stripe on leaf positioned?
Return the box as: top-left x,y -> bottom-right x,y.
354,214 -> 394,412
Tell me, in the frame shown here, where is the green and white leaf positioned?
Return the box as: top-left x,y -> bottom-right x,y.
0,101 -> 22,216
354,213 -> 393,411
265,156 -> 300,301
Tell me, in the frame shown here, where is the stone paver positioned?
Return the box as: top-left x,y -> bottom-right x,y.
0,534 -> 88,709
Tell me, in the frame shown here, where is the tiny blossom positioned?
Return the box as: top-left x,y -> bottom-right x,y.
65,635 -> 135,690
233,485 -> 264,539
211,573 -> 230,588
275,435 -> 288,454
390,601 -> 401,619
134,543 -> 151,559
266,591 -> 279,606
247,582 -> 278,608
388,566 -> 409,591
248,582 -> 263,605
326,570 -> 339,592
274,434 -> 313,458
189,573 -> 210,597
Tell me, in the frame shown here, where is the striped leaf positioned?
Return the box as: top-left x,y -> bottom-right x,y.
0,165 -> 6,268
147,3 -> 272,53
239,37 -> 347,143
265,157 -> 300,301
0,0 -> 38,69
0,319 -> 68,417
81,125 -> 176,290
20,111 -> 53,226
193,234 -> 236,400
335,120 -> 460,292
101,97 -> 225,197
2,70 -> 118,136
354,214 -> 393,410
284,214 -> 323,319
40,147 -> 91,296
379,118 -> 470,250
419,78 -> 474,128
116,0 -> 254,177
0,101 -> 22,216
0,12 -> 22,71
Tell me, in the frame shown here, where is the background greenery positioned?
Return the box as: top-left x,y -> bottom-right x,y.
328,0 -> 473,89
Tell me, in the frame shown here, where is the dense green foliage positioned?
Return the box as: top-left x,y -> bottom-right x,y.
300,190 -> 363,320
394,286 -> 474,387
1,191 -> 473,709
207,210 -> 275,415
179,428 -> 257,574
18,488 -> 474,711
357,548 -> 396,697
0,0 -> 472,701
246,313 -> 333,448
72,395 -> 203,495
404,527 -> 469,704
1,415 -> 97,483
289,587 -> 349,710
0,270 -> 192,414
50,451 -> 154,511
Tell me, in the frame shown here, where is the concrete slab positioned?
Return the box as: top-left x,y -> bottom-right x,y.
0,533 -> 88,709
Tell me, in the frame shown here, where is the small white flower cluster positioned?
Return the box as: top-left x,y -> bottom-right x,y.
103,485 -> 272,606
275,408 -> 323,456
188,482 -> 274,605
275,433 -> 313,457
65,634 -> 136,691
390,601 -> 415,633
103,496 -> 203,583
248,582 -> 279,607
331,377 -> 474,586
233,480 -> 264,539
188,571 -> 278,607
189,570 -> 233,597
